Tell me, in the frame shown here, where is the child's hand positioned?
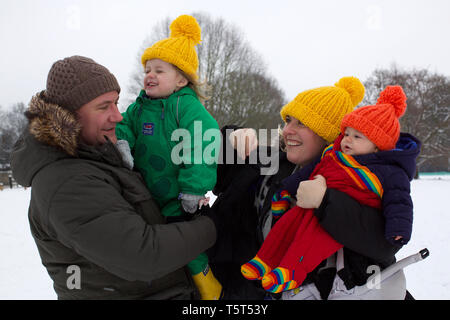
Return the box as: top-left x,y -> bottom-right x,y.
198,197 -> 210,209
116,140 -> 134,170
180,194 -> 205,214
296,175 -> 327,209
229,128 -> 258,160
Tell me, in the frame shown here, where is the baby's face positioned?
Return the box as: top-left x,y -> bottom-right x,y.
341,127 -> 378,156
143,59 -> 187,98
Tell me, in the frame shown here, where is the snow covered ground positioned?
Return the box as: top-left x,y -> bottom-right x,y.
0,174 -> 449,300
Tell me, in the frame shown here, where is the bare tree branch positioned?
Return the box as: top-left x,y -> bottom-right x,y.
363,66 -> 449,173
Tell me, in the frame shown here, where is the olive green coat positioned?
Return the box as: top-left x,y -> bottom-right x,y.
116,87 -> 220,217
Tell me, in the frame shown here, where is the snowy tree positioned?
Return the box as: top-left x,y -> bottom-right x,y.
0,103 -> 27,169
124,12 -> 286,129
363,65 -> 449,173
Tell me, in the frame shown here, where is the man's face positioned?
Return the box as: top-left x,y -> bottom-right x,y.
76,91 -> 122,146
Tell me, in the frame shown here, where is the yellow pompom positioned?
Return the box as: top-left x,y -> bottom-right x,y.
335,76 -> 365,107
170,15 -> 201,45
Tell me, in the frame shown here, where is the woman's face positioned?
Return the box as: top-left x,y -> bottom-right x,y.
282,115 -> 328,166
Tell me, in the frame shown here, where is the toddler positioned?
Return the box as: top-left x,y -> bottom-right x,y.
116,15 -> 221,300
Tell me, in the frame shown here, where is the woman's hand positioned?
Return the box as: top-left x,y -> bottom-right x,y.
229,128 -> 258,160
296,175 -> 327,209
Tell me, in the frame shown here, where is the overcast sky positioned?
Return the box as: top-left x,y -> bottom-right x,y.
1,0 -> 449,111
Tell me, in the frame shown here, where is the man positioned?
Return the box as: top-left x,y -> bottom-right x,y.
11,56 -> 217,299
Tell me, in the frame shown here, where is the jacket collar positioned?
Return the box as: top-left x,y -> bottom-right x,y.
136,86 -> 197,103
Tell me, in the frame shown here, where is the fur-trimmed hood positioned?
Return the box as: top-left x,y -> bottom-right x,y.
25,91 -> 82,156
11,93 -> 81,187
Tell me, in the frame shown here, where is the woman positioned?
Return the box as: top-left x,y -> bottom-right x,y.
209,77 -> 406,300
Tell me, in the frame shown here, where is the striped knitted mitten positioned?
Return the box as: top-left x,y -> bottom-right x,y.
241,205 -> 304,281
241,255 -> 272,280
271,190 -> 292,220
262,210 -> 342,293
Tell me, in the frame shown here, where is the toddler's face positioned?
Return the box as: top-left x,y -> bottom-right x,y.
341,127 -> 378,156
143,59 -> 187,98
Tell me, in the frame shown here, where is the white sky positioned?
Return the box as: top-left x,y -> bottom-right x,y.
1,0 -> 449,111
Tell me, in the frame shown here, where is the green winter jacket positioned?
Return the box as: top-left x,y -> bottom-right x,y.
116,87 -> 220,217
10,93 -> 216,299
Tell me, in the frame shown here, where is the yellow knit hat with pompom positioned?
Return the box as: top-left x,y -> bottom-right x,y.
280,76 -> 365,143
141,15 -> 201,79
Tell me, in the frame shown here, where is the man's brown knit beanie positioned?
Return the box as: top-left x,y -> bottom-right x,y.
43,56 -> 120,111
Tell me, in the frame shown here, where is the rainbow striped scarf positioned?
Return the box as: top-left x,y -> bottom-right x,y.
322,144 -> 384,198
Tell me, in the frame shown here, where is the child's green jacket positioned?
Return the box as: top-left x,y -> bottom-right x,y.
116,87 -> 220,217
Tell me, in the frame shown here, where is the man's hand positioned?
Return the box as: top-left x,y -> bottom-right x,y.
229,128 -> 258,160
296,175 -> 327,209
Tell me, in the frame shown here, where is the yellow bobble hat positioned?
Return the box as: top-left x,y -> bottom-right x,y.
280,77 -> 365,143
141,15 -> 201,80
